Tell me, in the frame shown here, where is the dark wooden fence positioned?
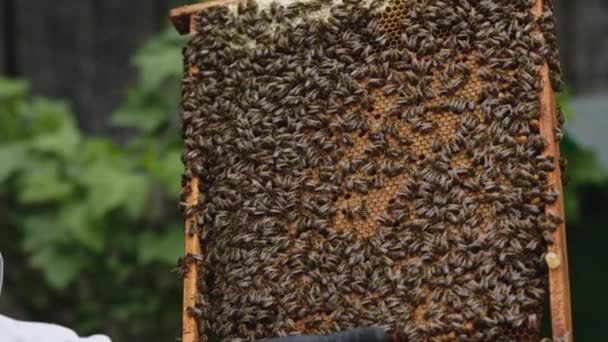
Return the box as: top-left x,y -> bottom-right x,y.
0,0 -> 606,134
555,0 -> 608,95
0,0 -> 188,134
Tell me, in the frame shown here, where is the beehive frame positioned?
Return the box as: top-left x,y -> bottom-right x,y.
170,0 -> 572,340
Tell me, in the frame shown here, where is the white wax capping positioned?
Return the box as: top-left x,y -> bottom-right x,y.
227,0 -> 389,19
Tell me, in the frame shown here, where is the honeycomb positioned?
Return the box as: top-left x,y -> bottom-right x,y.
179,0 -> 563,340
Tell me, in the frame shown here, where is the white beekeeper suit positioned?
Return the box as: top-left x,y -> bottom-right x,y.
0,253 -> 112,342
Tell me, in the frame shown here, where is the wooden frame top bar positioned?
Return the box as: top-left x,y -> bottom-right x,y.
170,0 -> 244,34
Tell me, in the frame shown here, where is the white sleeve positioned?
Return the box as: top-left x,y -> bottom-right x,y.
0,314 -> 112,342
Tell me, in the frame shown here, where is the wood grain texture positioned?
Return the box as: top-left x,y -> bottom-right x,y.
177,7 -> 242,341
182,173 -> 201,342
533,0 -> 574,340
541,63 -> 574,341
180,14 -> 207,342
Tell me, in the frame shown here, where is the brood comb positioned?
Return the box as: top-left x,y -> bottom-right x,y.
170,0 -> 572,340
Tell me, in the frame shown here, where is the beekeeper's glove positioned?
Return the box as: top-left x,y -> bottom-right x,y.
259,327 -> 390,342
0,252 -> 112,342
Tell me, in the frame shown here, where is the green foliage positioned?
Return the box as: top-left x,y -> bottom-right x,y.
0,27 -> 187,340
554,92 -> 608,342
561,136 -> 606,223
556,91 -> 608,224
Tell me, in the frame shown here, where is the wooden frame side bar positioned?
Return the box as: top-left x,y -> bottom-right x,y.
533,0 -> 573,340
183,173 -> 202,342
177,6 -> 244,340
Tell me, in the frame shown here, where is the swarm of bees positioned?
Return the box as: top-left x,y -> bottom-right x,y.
179,0 -> 563,340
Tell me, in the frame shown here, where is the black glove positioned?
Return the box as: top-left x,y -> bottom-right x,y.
258,327 -> 389,342
0,252 -> 3,297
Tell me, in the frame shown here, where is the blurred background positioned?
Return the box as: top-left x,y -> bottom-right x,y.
0,0 -> 606,341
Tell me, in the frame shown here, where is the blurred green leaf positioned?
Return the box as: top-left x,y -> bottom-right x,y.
138,225 -> 182,265
562,136 -> 606,185
21,215 -> 64,251
0,143 -> 27,182
563,186 -> 580,223
30,121 -> 81,158
556,89 -> 574,121
30,248 -> 84,289
0,77 -> 28,99
111,89 -> 167,133
79,160 -> 149,219
25,99 -> 74,134
124,175 -> 150,218
132,28 -> 184,91
144,148 -> 182,197
59,202 -> 105,252
18,160 -> 74,203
